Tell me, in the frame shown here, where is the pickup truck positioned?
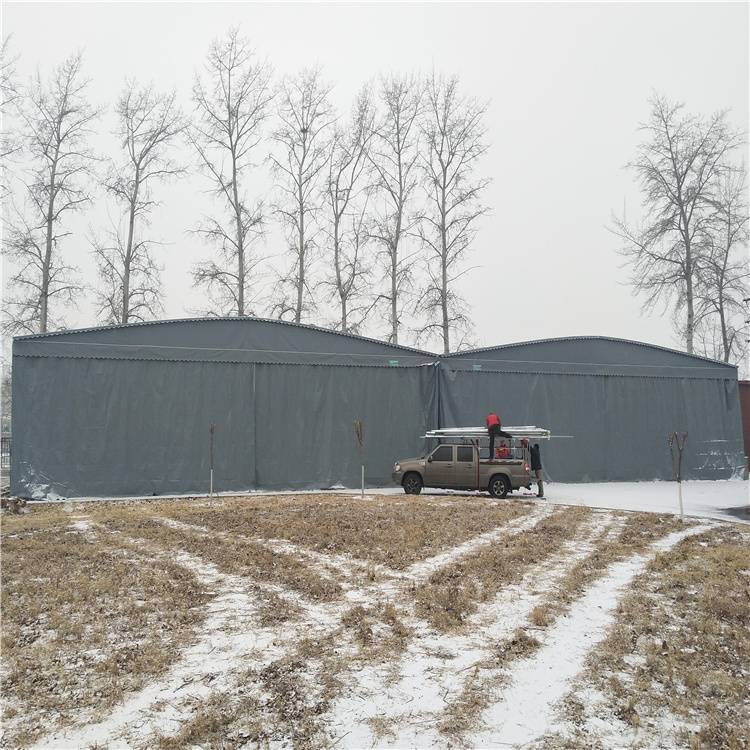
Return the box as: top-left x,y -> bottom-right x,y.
392,442 -> 531,498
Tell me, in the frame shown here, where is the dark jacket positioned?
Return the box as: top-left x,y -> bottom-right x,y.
530,444 -> 542,471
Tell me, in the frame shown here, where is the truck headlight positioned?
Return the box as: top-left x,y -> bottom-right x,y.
394,463 -> 401,472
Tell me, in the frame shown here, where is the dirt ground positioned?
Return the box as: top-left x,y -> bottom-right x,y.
1,492 -> 747,749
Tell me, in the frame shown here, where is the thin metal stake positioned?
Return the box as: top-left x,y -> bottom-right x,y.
209,423 -> 215,500
354,419 -> 364,498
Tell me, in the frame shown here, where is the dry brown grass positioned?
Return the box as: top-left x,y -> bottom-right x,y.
438,512 -> 693,743
100,514 -> 341,603
529,512 -> 688,632
340,601 -> 411,660
154,597 -> 411,747
578,525 -> 750,749
415,507 -> 591,631
157,634 -> 344,749
0,501 -> 74,535
155,493 -> 531,569
1,524 -> 210,746
439,627 -> 541,741
155,686 -> 265,749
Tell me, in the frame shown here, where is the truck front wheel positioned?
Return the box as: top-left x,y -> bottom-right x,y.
403,472 -> 423,495
488,474 -> 510,499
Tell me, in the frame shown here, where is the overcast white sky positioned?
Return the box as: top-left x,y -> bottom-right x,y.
2,1 -> 748,352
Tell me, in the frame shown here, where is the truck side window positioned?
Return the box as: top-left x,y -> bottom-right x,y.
431,445 -> 453,462
457,446 -> 474,462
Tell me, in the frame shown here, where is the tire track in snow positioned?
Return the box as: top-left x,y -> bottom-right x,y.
471,523 -> 714,748
156,516 -> 362,587
33,504 -> 551,748
327,510 -> 614,748
32,523 -> 330,750
402,503 -> 551,582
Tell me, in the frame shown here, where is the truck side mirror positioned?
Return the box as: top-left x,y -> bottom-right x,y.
427,456 -> 433,463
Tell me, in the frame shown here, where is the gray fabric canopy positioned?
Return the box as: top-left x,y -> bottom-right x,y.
11,319 -> 744,498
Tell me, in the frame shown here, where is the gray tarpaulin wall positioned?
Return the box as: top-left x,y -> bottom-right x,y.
11,318 -> 438,498
11,320 -> 745,498
440,338 -> 745,482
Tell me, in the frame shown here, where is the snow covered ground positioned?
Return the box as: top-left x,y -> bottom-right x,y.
359,479 -> 749,524
3,492 -> 747,749
34,479 -> 749,525
530,479 -> 748,523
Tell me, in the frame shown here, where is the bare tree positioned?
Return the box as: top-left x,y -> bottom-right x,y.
321,88 -> 376,333
415,73 -> 489,354
368,73 -> 422,344
694,165 -> 749,364
1,36 -> 21,197
189,28 -> 273,316
2,53 -> 99,334
92,82 -> 185,324
269,68 -> 334,323
612,95 -> 742,354
0,362 -> 11,434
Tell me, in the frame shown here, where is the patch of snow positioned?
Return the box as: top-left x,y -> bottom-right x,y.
68,518 -> 92,533
32,525 -> 336,749
27,479 -> 748,528
403,503 -> 552,582
537,480 -> 749,525
472,523 -> 713,747
328,512 -> 616,748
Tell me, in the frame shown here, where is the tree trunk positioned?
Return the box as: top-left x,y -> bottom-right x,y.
391,210 -> 402,344
685,267 -> 694,354
440,182 -> 449,355
390,244 -> 398,344
718,291 -> 729,362
122,166 -> 140,325
41,156 -> 59,334
679,206 -> 694,355
333,214 -> 346,332
296,178 -> 304,323
231,148 -> 245,316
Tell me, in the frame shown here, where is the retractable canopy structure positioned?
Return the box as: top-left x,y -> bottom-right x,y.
11,319 -> 745,497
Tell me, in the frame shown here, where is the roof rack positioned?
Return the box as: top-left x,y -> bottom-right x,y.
423,426 -> 552,440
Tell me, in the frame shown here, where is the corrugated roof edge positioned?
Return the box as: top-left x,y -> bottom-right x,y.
443,335 -> 737,370
12,315 -> 434,357
14,324 -> 737,371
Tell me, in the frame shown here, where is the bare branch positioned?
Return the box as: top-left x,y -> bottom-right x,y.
2,52 -> 98,334
367,72 -> 423,344
268,67 -> 334,323
93,80 -> 185,325
189,27 -> 273,316
613,93 -> 744,354
413,72 -> 489,354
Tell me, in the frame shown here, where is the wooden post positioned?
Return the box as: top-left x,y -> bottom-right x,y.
668,431 -> 688,521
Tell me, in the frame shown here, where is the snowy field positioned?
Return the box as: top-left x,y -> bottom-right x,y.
37,479 -> 750,525
381,479 -> 749,524
1,490 -> 748,749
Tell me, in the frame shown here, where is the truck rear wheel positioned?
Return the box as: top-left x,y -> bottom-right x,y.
402,472 -> 423,495
488,474 -> 510,499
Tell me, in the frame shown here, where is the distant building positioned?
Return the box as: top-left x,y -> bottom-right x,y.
739,381 -> 750,475
11,318 -> 745,498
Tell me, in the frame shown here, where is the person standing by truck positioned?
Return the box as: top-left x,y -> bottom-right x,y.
486,412 -> 512,460
530,442 -> 544,497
